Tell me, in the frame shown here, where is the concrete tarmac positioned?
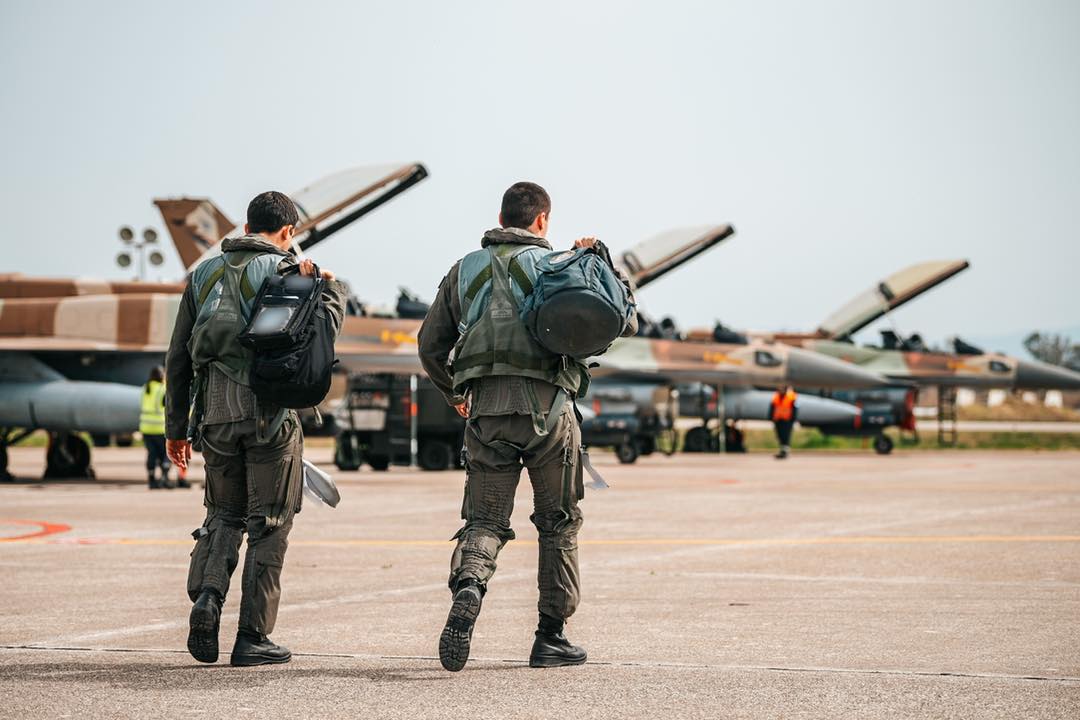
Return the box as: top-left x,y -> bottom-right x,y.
1,447 -> 1078,719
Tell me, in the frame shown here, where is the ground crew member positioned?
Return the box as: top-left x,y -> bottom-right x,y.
164,191 -> 347,667
140,365 -> 186,489
418,181 -> 638,672
769,385 -> 798,459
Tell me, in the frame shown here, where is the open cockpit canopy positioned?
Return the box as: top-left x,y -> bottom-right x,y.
185,163 -> 428,271
817,260 -> 969,339
620,224 -> 734,290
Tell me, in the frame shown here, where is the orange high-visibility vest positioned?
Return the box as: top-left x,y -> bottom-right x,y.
771,390 -> 796,422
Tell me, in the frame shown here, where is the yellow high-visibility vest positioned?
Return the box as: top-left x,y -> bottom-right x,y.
140,380 -> 166,436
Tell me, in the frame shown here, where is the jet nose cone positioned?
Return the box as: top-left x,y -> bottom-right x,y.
786,347 -> 888,389
1015,359 -> 1080,390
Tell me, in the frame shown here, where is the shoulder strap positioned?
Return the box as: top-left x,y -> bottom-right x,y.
506,246 -> 538,296
459,244 -> 542,331
196,250 -> 285,308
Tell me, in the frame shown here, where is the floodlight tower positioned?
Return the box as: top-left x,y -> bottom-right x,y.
116,226 -> 165,281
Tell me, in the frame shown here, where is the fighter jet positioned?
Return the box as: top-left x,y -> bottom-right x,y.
748,260 -> 1080,452
0,163 -> 429,480
768,260 -> 1080,390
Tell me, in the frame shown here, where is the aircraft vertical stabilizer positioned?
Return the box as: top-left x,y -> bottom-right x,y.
153,198 -> 236,268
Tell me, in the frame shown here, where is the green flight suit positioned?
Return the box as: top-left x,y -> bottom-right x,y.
418,227 -> 637,622
165,235 -> 347,636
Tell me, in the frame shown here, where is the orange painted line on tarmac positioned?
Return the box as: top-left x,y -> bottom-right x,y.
0,519 -> 73,542
3,534 -> 1079,548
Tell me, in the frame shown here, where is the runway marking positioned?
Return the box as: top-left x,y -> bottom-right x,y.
2,645 -> 1077,684
0,519 -> 72,542
3,534 -> 1079,547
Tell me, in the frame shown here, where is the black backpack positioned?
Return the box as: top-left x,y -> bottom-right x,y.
238,265 -> 337,409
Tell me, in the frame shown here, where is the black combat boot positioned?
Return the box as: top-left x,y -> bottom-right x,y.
148,473 -> 164,490
529,613 -> 587,668
187,588 -> 223,663
439,581 -> 483,672
176,476 -> 192,489
230,630 -> 292,667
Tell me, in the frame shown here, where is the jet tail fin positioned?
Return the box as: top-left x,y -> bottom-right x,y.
153,198 -> 236,269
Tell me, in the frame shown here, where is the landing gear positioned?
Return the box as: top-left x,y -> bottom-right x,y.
334,434 -> 362,471
44,432 -> 94,479
615,441 -> 639,465
419,440 -> 454,471
873,434 -> 894,455
683,426 -> 720,453
90,433 -> 111,448
367,455 -> 390,472
0,444 -> 9,482
683,426 -> 711,453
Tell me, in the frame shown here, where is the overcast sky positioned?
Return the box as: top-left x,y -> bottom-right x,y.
2,0 -> 1076,351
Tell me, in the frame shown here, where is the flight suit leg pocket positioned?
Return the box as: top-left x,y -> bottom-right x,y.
574,453 -> 585,501
186,526 -> 214,601
247,457 -> 287,521
459,479 -> 471,521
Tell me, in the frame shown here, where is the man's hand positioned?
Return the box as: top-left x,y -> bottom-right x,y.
574,237 -> 599,249
299,258 -> 335,281
453,401 -> 469,418
167,439 -> 192,471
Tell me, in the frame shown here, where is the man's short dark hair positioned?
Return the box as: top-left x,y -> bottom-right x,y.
247,191 -> 300,234
500,182 -> 551,230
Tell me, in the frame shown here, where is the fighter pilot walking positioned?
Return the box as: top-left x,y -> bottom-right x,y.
418,182 -> 637,671
165,192 -> 346,666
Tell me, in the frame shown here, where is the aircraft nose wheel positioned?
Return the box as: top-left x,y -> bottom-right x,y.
873,434 -> 895,455
44,433 -> 94,479
683,426 -> 711,453
418,440 -> 454,471
615,441 -> 640,464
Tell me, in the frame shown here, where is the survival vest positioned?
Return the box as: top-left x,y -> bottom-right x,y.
188,246 -> 288,386
771,390 -> 796,422
450,243 -> 587,400
139,380 -> 166,435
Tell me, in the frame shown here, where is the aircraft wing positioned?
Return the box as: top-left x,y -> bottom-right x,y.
592,336 -> 887,389
620,225 -> 735,290
334,316 -> 426,375
0,274 -> 184,299
817,260 -> 970,339
0,293 -> 180,352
